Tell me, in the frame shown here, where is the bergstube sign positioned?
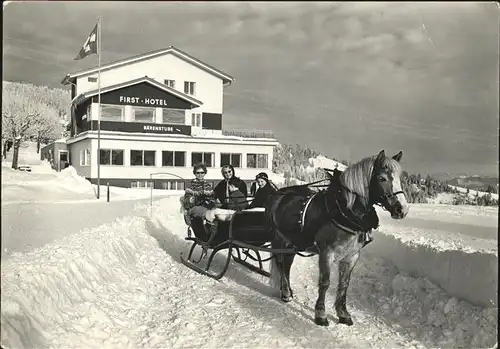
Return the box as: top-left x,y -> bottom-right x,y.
89,120 -> 192,135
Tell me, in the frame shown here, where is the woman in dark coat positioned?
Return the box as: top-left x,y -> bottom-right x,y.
249,172 -> 277,208
214,164 -> 249,211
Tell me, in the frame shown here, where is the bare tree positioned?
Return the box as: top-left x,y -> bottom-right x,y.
2,86 -> 38,168
34,105 -> 62,154
2,82 -> 64,169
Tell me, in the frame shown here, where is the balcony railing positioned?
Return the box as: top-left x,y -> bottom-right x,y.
222,129 -> 275,139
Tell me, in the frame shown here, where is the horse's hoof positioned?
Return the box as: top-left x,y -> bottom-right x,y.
314,317 -> 329,326
338,317 -> 353,326
281,295 -> 293,303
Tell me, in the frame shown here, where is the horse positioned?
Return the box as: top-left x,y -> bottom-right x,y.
265,149 -> 409,327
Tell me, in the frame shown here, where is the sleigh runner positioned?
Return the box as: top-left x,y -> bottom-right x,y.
179,204 -> 320,280
180,208 -> 273,280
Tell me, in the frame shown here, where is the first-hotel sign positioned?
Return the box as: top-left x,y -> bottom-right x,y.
119,95 -> 168,106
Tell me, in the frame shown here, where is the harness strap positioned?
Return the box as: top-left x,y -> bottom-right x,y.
298,192 -> 319,232
323,192 -> 362,235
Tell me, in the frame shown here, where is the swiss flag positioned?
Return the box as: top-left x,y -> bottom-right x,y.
74,22 -> 98,60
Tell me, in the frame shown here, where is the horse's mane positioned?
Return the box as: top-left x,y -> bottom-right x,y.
339,155 -> 402,209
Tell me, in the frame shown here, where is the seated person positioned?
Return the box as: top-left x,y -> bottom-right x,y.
249,172 -> 277,208
181,163 -> 218,233
250,181 -> 257,197
214,164 -> 249,211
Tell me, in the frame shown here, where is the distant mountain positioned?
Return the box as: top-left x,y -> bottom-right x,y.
446,175 -> 498,193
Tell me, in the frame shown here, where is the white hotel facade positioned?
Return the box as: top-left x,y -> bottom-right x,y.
58,46 -> 279,190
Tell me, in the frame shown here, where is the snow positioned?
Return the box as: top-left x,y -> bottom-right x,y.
2,162 -> 174,204
375,204 -> 498,254
448,184 -> 499,201
1,146 -> 497,349
308,155 -> 348,172
2,141 -> 44,167
2,189 -> 498,348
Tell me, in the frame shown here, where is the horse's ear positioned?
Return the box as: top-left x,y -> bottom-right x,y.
392,151 -> 403,162
375,150 -> 385,164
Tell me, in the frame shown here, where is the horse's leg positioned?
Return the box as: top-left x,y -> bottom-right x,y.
270,237 -> 293,302
314,248 -> 333,326
282,252 -> 296,300
277,241 -> 294,302
269,238 -> 285,296
335,251 -> 360,326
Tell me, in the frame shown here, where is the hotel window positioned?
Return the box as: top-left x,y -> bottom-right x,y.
191,113 -> 201,127
162,109 -> 185,124
162,151 -> 185,167
100,104 -> 124,121
80,149 -> 91,166
132,106 -> 155,123
131,180 -> 154,188
130,150 -> 156,166
161,181 -> 185,190
164,79 -> 175,88
184,81 -> 196,95
191,152 -> 214,167
100,149 -> 124,165
220,153 -> 242,168
247,154 -> 268,169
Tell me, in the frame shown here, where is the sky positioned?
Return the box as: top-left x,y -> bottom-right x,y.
3,1 -> 499,177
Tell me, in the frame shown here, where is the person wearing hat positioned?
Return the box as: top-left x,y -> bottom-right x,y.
249,172 -> 277,208
214,164 -> 249,211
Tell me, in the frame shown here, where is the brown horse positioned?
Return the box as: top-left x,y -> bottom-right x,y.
265,150 -> 409,326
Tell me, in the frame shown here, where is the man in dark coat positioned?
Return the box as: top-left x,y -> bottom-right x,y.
214,164 -> 249,211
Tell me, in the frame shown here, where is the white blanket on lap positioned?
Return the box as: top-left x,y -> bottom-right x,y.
208,207 -> 266,222
211,208 -> 235,221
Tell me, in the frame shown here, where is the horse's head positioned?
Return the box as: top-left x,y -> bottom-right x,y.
370,150 -> 409,219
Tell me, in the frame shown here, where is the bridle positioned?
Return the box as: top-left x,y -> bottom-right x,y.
336,171 -> 406,212
373,189 -> 406,211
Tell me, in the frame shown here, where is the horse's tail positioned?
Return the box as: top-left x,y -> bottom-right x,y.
265,191 -> 284,290
269,255 -> 280,290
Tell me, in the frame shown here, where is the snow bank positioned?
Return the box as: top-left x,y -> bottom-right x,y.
2,164 -> 96,202
2,163 -> 175,203
351,257 -> 497,348
366,232 -> 498,308
1,216 -> 159,349
370,205 -> 498,308
29,160 -> 55,174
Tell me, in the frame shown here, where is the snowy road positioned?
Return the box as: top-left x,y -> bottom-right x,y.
1,198 -> 162,259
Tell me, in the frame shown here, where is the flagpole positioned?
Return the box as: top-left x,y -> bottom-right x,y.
97,16 -> 102,199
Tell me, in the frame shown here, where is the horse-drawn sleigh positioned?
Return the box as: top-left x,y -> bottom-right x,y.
180,150 -> 409,326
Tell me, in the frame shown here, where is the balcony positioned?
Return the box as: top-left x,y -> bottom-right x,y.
222,129 -> 275,139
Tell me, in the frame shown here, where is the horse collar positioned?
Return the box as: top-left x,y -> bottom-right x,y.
323,188 -> 379,235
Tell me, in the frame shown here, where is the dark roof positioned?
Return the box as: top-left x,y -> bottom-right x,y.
61,46 -> 234,86
73,76 -> 203,107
